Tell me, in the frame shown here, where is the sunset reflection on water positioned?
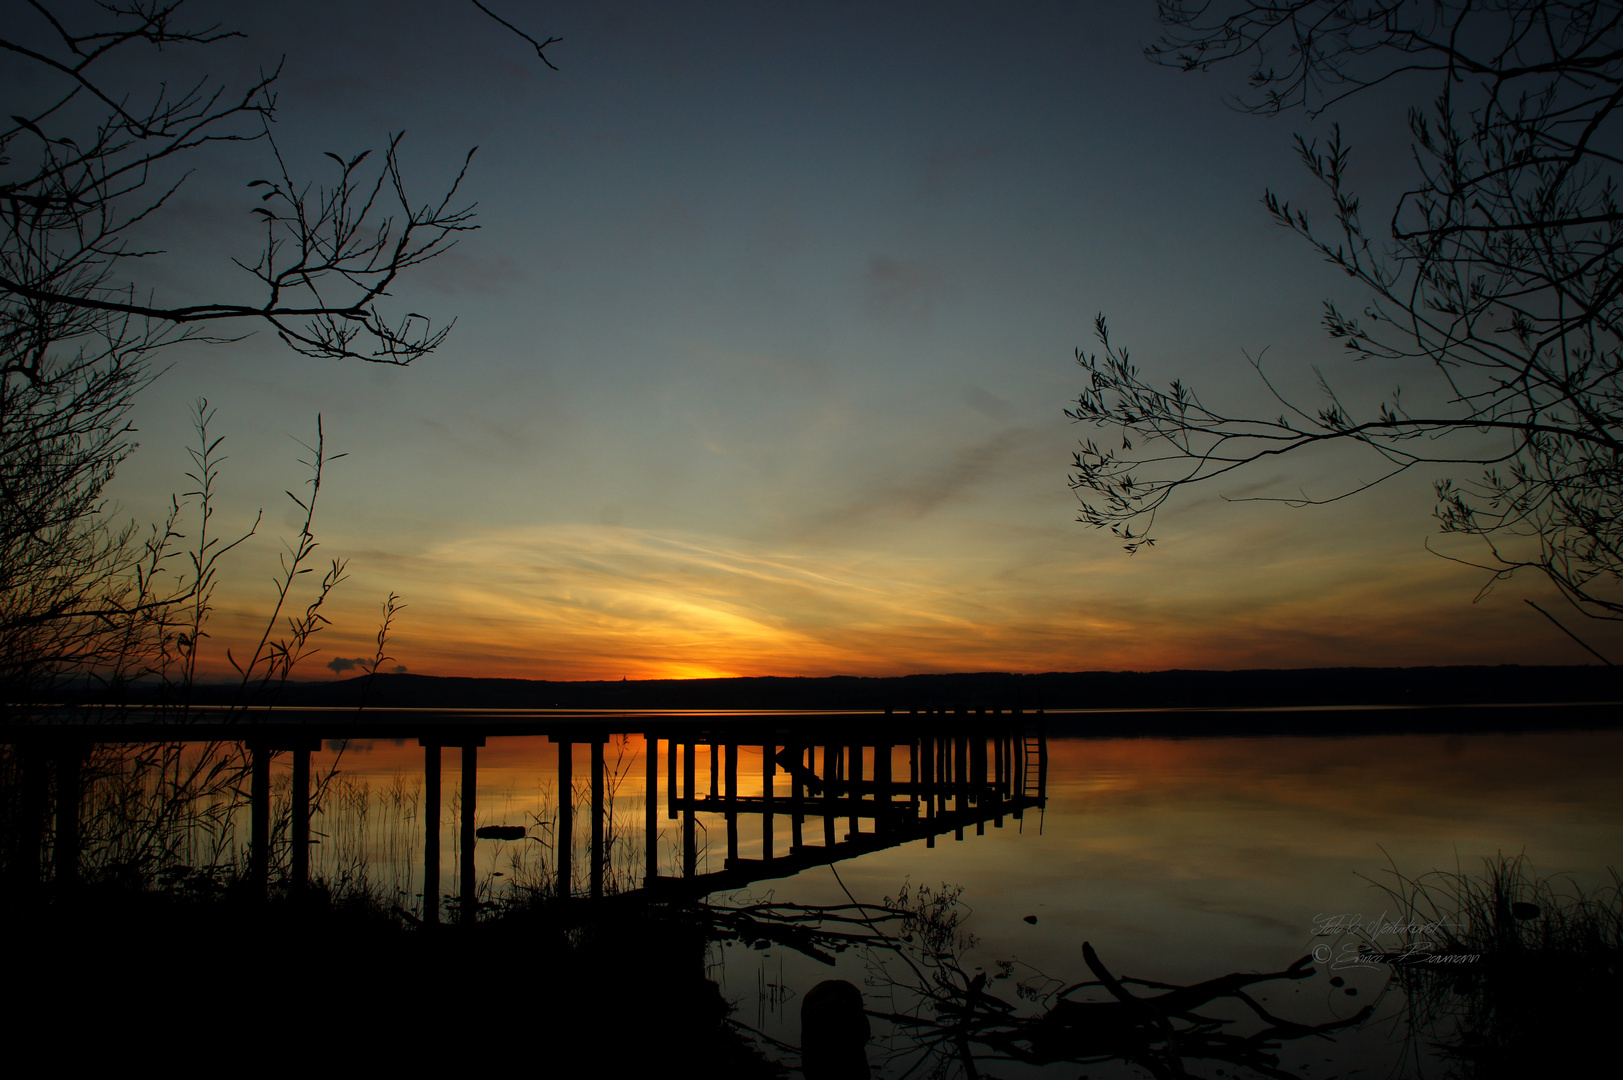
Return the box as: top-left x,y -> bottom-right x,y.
297,726 -> 1621,1074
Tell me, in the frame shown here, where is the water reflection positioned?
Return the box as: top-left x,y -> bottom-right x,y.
4,719 -> 1619,1076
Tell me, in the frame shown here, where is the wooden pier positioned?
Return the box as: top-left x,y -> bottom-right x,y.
1,708 -> 1048,918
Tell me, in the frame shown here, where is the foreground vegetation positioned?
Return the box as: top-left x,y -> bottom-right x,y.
7,877 -> 788,1075
1367,854 -> 1623,1079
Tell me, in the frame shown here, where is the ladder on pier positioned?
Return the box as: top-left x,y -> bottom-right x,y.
1019,718 -> 1047,801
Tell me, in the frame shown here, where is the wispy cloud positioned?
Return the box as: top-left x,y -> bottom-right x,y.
919,144 -> 996,200
863,255 -> 950,322
416,249 -> 529,296
187,510 -> 1603,683
793,426 -> 1037,539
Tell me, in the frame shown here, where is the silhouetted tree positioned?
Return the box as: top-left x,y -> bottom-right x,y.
1,1 -> 556,702
1070,1 -> 1623,625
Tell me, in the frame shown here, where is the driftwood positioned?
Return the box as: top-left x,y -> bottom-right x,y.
699,892 -> 1375,1079
868,941 -> 1372,1080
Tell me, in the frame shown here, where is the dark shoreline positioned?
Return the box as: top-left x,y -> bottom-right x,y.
7,701 -> 1617,745
1036,700 -> 1621,738
10,666 -> 1616,742
88,663 -> 1623,713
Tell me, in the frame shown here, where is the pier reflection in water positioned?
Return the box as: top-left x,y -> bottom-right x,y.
426,714 -> 1050,919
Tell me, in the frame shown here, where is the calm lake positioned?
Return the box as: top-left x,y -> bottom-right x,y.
279,716 -> 1622,1078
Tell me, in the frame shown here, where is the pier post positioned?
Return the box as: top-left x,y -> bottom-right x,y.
936,736 -> 948,816
822,744 -> 837,848
725,742 -> 739,864
590,739 -> 606,899
908,738 -> 919,812
291,741 -> 312,893
977,733 -> 988,832
994,727 -> 1005,794
53,742 -> 85,891
13,746 -> 47,894
874,742 -> 891,834
972,732 -> 987,807
557,739 -> 572,899
668,738 -> 678,821
1037,725 -> 1048,803
790,744 -> 805,851
947,734 -> 960,808
846,742 -> 861,840
422,741 -> 441,923
927,735 -> 941,846
644,735 -> 658,886
249,741 -> 269,895
762,742 -> 775,861
460,741 -> 481,924
682,740 -> 696,876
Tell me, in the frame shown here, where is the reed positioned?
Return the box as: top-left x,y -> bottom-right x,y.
1364,853 -> 1622,1077
0,406 -> 403,909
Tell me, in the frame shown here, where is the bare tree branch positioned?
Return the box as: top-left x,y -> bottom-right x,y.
1074,2 -> 1623,622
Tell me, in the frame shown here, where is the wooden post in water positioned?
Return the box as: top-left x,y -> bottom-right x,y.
947,734 -> 960,808
682,740 -> 697,877
590,739 -> 606,900
762,741 -> 775,861
15,746 -> 47,895
725,741 -> 739,864
710,742 -> 719,799
908,738 -> 919,813
954,732 -> 967,841
928,737 -> 941,844
644,735 -> 658,886
790,743 -> 805,851
1037,725 -> 1048,800
922,734 -> 936,848
460,741 -> 479,924
249,741 -> 269,896
986,724 -> 999,792
986,721 -> 999,828
667,738 -> 678,821
976,731 -> 988,833
291,742 -> 311,894
972,731 -> 988,808
422,741 -> 441,923
874,742 -> 891,834
822,744 -> 837,848
937,735 -> 948,817
53,742 -> 84,891
846,742 -> 862,839
557,739 -> 572,900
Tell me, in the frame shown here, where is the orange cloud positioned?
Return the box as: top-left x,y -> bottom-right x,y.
186,502 -> 1621,682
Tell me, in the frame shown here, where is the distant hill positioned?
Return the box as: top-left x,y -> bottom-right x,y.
154,665 -> 1620,712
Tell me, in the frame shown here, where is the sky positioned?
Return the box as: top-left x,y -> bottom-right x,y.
13,0 -> 1620,680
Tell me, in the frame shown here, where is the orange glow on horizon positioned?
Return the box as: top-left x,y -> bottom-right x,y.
179,517 -> 1623,684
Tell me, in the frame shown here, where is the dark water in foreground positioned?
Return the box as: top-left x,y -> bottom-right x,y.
292,724 -> 1621,1077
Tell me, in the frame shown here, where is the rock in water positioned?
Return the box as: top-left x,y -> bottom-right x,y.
802,979 -> 870,1079
474,825 -> 527,840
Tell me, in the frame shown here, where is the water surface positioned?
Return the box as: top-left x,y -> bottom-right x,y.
302,725 -> 1622,1076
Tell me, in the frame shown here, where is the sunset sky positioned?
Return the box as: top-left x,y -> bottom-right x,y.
23,0 -> 1619,680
